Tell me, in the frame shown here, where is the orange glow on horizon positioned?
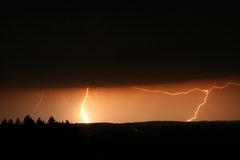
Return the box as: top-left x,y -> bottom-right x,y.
1,79 -> 240,123
133,82 -> 240,122
80,88 -> 90,123
35,89 -> 45,108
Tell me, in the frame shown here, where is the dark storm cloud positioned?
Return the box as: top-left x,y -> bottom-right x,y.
1,3 -> 240,88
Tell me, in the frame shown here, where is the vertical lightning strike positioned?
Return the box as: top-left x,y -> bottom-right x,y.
187,90 -> 209,122
133,82 -> 240,122
80,88 -> 90,123
188,82 -> 240,122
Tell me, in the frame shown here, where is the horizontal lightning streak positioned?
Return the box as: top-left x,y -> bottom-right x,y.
133,82 -> 240,122
133,87 -> 204,95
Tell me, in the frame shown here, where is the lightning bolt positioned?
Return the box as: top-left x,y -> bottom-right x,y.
187,90 -> 209,122
133,82 -> 240,122
80,88 -> 90,123
35,89 -> 45,108
188,82 -> 240,122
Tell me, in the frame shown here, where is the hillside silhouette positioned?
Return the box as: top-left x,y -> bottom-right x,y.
1,115 -> 240,148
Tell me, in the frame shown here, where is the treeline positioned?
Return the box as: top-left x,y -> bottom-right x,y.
1,115 -> 240,145
0,115 -> 71,126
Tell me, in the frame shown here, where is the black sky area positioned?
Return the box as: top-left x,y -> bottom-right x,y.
1,3 -> 240,88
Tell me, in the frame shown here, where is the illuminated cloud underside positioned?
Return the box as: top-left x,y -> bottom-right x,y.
133,82 -> 240,122
32,82 -> 240,123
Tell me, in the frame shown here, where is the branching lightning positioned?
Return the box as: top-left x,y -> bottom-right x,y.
34,82 -> 240,123
33,82 -> 240,123
133,82 -> 240,122
80,88 -> 90,123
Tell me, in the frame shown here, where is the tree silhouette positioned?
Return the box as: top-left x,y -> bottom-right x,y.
36,118 -> 44,126
23,115 -> 35,126
1,118 -> 8,126
48,116 -> 56,124
8,119 -> 14,125
15,118 -> 22,125
66,120 -> 70,125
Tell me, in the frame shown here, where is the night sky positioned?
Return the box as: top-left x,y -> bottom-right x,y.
1,4 -> 240,88
1,3 -> 240,122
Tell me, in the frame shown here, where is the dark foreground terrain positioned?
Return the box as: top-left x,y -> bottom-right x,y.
1,121 -> 240,146
1,120 -> 240,157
